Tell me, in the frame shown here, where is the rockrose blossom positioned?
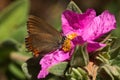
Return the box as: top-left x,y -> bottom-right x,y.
62,9 -> 116,52
37,9 -> 116,79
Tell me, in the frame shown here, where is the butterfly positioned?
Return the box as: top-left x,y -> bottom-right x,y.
25,15 -> 64,57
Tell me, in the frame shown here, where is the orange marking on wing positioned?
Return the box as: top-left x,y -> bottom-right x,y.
33,49 -> 39,57
25,37 -> 40,57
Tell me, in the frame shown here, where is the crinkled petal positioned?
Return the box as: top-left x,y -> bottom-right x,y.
62,10 -> 79,35
78,9 -> 96,29
62,9 -> 96,36
87,41 -> 106,52
37,49 -> 72,79
82,10 -> 116,41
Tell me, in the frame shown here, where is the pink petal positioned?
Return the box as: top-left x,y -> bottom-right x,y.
62,10 -> 80,35
87,41 -> 106,52
78,9 -> 96,29
82,10 -> 116,41
37,49 -> 71,79
62,9 -> 96,36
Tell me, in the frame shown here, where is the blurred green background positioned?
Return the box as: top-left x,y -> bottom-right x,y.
0,0 -> 120,80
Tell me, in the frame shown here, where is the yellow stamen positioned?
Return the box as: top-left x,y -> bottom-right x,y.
67,33 -> 77,40
62,38 -> 71,52
62,33 -> 77,52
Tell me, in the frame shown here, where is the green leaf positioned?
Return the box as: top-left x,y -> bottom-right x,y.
110,46 -> 120,59
67,1 -> 82,13
96,53 -> 110,65
48,62 -> 68,76
8,63 -> 26,79
11,25 -> 27,43
71,68 -> 83,80
110,53 -> 120,66
0,0 -> 29,42
95,45 -> 111,65
109,38 -> 120,66
77,67 -> 89,80
96,38 -> 120,66
111,38 -> 120,49
98,66 -> 114,80
70,45 -> 89,67
98,64 -> 120,80
65,67 -> 88,80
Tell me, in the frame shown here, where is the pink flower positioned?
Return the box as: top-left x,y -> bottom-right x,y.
37,9 -> 116,79
62,9 -> 116,52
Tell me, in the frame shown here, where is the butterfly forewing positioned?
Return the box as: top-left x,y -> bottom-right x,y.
26,15 -> 62,56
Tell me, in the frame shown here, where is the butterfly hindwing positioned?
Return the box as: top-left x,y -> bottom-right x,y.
26,15 -> 62,56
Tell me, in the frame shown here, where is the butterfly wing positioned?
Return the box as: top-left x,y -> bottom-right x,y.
22,56 -> 41,80
26,15 -> 62,56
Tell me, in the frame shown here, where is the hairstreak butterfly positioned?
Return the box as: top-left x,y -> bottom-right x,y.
25,15 -> 64,57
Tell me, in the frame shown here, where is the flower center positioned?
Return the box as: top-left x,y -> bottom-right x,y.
67,33 -> 78,40
62,38 -> 71,52
62,33 -> 77,52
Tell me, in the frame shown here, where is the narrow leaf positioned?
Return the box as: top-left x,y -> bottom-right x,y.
98,65 -> 114,80
9,63 -> 25,79
70,45 -> 89,67
66,67 -> 88,80
96,53 -> 110,64
72,68 -> 82,80
67,1 -> 82,13
77,67 -> 89,80
110,46 -> 120,59
98,64 -> 120,80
